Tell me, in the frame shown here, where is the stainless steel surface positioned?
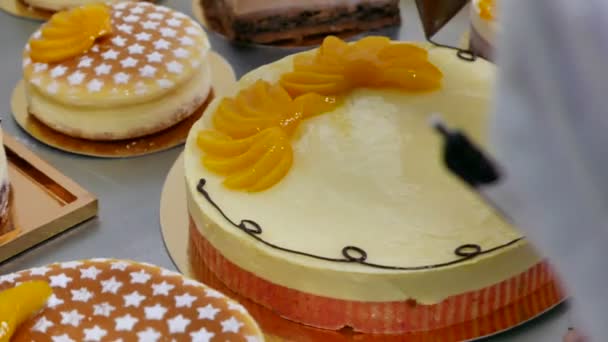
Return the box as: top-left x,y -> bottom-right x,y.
0,0 -> 571,340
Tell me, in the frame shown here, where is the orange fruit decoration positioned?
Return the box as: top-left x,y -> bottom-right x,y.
198,80 -> 338,192
0,281 -> 52,342
478,0 -> 496,20
29,4 -> 113,63
280,36 -> 443,97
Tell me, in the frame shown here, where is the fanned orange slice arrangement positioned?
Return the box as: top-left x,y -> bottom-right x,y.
29,4 -> 113,63
478,0 -> 496,20
199,36 -> 444,192
0,281 -> 52,342
197,80 -> 338,192
280,36 -> 443,97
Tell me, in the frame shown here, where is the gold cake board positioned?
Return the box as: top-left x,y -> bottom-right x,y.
11,52 -> 235,158
159,153 -> 565,342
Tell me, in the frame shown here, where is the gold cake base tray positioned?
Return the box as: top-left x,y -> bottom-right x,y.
0,132 -> 97,262
11,52 -> 234,158
159,154 -> 565,342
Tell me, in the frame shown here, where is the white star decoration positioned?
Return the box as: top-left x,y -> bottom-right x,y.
130,270 -> 151,284
182,278 -> 201,287
0,273 -> 19,283
168,314 -> 191,333
148,12 -> 164,20
221,317 -> 244,333
115,1 -> 128,9
101,277 -> 123,294
117,24 -> 133,34
204,288 -> 225,299
246,337 -> 261,342
68,71 -> 85,86
83,326 -> 107,341
137,328 -> 160,342
135,32 -> 152,41
124,291 -> 146,307
166,18 -> 181,27
60,261 -> 83,269
190,328 -> 215,342
33,63 -> 48,73
71,287 -> 93,302
185,26 -> 199,35
49,274 -> 72,288
115,314 -> 139,331
180,36 -> 194,46
128,43 -> 145,55
47,294 -> 64,308
94,63 -> 112,76
60,310 -> 84,327
29,266 -> 51,276
33,316 -> 54,333
154,39 -> 170,50
111,36 -> 126,47
78,57 -> 93,68
93,302 -> 115,317
124,15 -> 140,22
139,65 -> 157,78
101,49 -> 119,60
80,266 -> 101,280
142,20 -> 160,29
52,334 -> 74,342
22,58 -> 31,67
197,304 -> 220,320
113,72 -> 130,84
166,61 -> 183,74
87,79 -> 104,93
173,48 -> 189,59
144,304 -> 167,320
50,65 -> 67,78
146,52 -> 163,63
160,27 -> 177,38
130,6 -> 144,14
121,57 -> 138,68
157,79 -> 174,89
30,77 -> 42,86
151,281 -> 174,295
111,261 -> 130,270
175,293 -> 196,308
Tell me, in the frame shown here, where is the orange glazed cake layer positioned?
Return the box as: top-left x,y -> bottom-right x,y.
0,259 -> 264,341
184,36 -> 562,334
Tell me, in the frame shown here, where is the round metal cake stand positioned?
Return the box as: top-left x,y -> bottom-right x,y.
0,0 -> 573,340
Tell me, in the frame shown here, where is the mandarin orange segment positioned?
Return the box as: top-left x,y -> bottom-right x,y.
198,80 -> 339,191
0,281 -> 52,342
29,3 -> 113,63
281,36 -> 443,96
478,0 -> 496,20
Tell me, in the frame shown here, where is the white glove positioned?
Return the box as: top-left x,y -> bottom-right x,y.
491,0 -> 608,340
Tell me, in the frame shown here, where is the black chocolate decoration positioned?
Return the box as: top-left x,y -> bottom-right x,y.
196,178 -> 524,270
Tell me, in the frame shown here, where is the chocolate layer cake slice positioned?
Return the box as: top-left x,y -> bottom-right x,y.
201,0 -> 401,44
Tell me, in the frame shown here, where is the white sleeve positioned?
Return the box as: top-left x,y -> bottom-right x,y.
491,0 -> 608,339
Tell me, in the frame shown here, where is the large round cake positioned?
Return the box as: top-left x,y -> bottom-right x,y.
0,259 -> 264,341
22,2 -> 211,141
184,36 -> 563,334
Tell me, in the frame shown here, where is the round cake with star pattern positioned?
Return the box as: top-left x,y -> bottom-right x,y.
0,259 -> 264,341
22,2 -> 212,141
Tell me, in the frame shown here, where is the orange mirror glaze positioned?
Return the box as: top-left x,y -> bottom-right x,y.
29,4 -> 113,63
280,36 -> 443,97
197,80 -> 338,192
478,0 -> 496,20
0,281 -> 52,342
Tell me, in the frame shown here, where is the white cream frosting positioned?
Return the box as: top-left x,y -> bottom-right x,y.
225,0 -> 393,15
471,0 -> 497,44
185,45 -> 540,303
27,63 -> 211,140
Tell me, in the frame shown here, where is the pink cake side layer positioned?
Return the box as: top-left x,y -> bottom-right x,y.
188,218 -> 565,334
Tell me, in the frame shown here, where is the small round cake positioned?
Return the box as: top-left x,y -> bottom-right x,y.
184,36 -> 563,334
0,259 -> 264,341
21,0 -> 150,13
22,2 -> 211,141
0,125 -> 10,236
470,0 -> 496,61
